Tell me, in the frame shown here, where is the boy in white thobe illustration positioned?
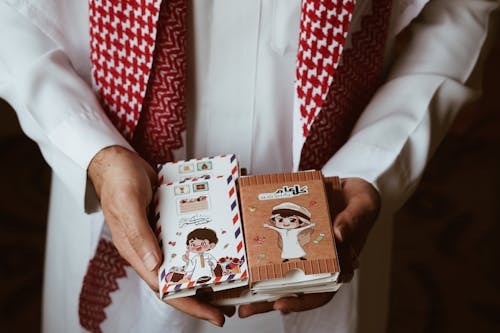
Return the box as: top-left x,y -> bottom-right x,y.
182,228 -> 219,283
264,202 -> 316,262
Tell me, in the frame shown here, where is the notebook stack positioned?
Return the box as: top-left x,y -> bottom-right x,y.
155,155 -> 342,304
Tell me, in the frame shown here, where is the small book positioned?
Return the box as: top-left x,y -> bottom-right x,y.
155,155 -> 342,303
212,171 -> 341,305
155,155 -> 248,299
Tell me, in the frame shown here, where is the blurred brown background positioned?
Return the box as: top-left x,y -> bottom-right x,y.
1,33 -> 499,333
0,101 -> 50,332
387,35 -> 500,332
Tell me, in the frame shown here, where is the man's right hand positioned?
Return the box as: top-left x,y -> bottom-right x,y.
87,146 -> 233,326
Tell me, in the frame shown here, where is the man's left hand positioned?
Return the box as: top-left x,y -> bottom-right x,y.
238,177 -> 380,317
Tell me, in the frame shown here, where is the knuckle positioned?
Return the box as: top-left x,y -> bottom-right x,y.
111,187 -> 137,205
340,209 -> 357,225
126,228 -> 145,249
363,190 -> 381,214
112,237 -> 131,261
148,281 -> 160,293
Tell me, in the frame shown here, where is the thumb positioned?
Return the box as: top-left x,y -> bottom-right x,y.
332,178 -> 380,251
122,199 -> 162,272
331,178 -> 380,280
332,196 -> 369,248
105,194 -> 162,290
90,146 -> 163,290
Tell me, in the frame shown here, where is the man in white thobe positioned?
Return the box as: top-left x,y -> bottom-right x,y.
0,0 -> 498,332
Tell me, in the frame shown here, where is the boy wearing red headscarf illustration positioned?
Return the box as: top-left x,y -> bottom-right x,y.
182,228 -> 219,284
264,202 -> 315,262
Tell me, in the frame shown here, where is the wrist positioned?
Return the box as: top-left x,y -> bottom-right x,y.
87,145 -> 134,197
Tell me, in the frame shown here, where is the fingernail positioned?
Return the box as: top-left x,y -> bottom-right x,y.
273,302 -> 283,312
210,320 -> 222,327
143,252 -> 159,271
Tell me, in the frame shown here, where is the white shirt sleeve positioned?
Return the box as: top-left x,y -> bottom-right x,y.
322,0 -> 499,214
0,2 -> 133,212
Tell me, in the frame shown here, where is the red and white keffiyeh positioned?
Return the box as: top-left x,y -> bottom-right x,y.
89,0 -> 187,165
89,0 -> 162,141
292,0 -> 355,169
300,0 -> 392,170
89,0 -> 357,167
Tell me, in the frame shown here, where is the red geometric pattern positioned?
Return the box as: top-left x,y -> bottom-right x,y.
89,0 -> 162,140
79,239 -> 129,333
300,0 -> 393,170
132,0 -> 188,165
296,0 -> 355,138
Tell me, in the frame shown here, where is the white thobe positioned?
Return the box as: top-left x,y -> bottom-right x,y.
265,224 -> 314,260
0,0 -> 498,332
186,253 -> 217,281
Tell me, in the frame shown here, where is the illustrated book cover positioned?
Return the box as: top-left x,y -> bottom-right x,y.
155,155 -> 248,299
212,171 -> 341,304
155,156 -> 342,303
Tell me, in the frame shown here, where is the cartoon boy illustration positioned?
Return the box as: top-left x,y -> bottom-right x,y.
182,228 -> 219,283
264,202 -> 315,262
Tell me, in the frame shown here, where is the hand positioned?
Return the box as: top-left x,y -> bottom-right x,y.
88,146 -> 233,326
333,177 -> 380,282
166,297 -> 236,327
238,177 -> 380,318
88,145 -> 160,289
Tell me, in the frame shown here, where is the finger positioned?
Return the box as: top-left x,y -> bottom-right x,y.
166,297 -> 227,327
333,200 -> 375,253
140,158 -> 158,187
330,179 -> 380,279
122,205 -> 162,272
272,293 -> 334,314
103,194 -> 162,288
333,180 -> 380,251
112,234 -> 160,291
219,305 -> 236,317
238,300 -> 275,318
333,198 -> 373,276
333,197 -> 367,242
194,291 -> 236,318
108,189 -> 162,273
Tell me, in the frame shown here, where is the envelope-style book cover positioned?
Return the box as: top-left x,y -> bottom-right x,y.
155,155 -> 247,300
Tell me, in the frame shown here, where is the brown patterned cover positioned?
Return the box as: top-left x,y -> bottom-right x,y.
238,171 -> 340,284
